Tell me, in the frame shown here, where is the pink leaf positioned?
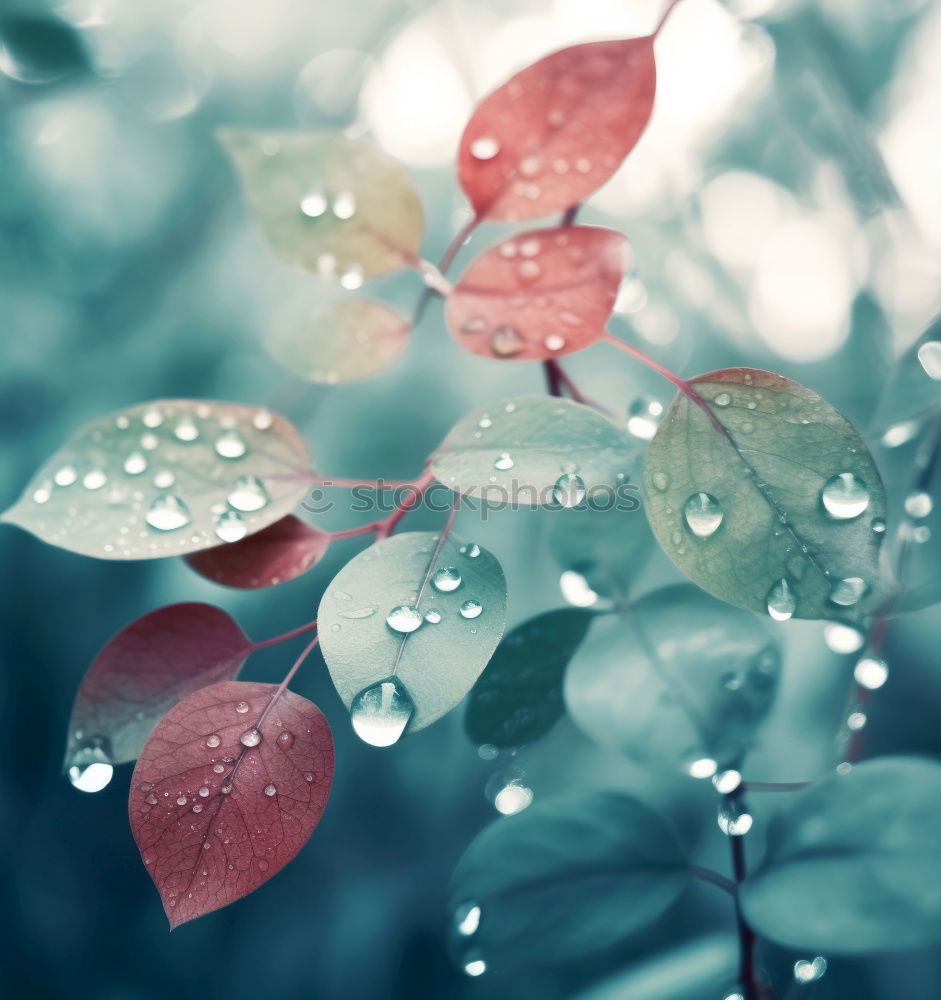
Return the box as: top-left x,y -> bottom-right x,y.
446,226 -> 629,360
129,680 -> 334,927
457,38 -> 656,221
185,515 -> 330,589
66,604 -> 253,768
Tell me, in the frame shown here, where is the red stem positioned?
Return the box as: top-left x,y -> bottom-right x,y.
258,633 -> 321,727
311,474 -> 420,490
653,0 -> 683,37
438,215 -> 480,274
251,620 -> 318,652
375,468 -> 435,540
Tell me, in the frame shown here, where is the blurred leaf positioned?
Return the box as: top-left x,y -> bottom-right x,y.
644,369 -> 888,622
2,400 -> 312,559
565,585 -> 780,774
318,531 -> 507,738
267,297 -> 410,383
130,680 -> 334,927
741,757 -> 941,952
432,395 -> 637,503
219,130 -> 422,279
874,315 -> 941,432
464,608 -> 593,748
449,792 -> 689,972
446,226 -> 628,360
0,13 -> 87,84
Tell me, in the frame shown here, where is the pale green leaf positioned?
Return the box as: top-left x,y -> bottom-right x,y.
2,400 -> 311,559
644,369 -> 888,622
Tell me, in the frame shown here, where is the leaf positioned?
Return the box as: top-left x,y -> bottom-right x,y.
267,297 -> 410,383
1,399 -> 312,560
66,603 -> 254,770
448,792 -> 689,972
445,226 -> 629,360
643,369 -> 889,622
874,315 -> 941,432
219,130 -> 423,279
431,395 -> 638,503
317,531 -> 507,739
185,515 -> 329,590
464,608 -> 593,749
0,12 -> 88,83
457,38 -> 656,222
130,679 -> 334,927
740,756 -> 941,953
565,585 -> 780,775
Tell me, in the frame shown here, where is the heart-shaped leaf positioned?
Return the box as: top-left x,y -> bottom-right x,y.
2,400 -> 312,560
267,297 -> 410,384
317,531 -> 507,742
565,585 -> 780,775
448,792 -> 689,972
219,130 -> 423,279
740,757 -> 941,953
875,315 -> 941,432
186,515 -> 329,590
457,38 -> 656,222
446,227 -> 629,360
66,603 -> 253,772
130,679 -> 334,927
464,608 -> 593,749
643,369 -> 889,622
431,395 -> 638,503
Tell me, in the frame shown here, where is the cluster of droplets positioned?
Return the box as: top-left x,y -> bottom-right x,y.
296,187 -> 369,289
626,396 -> 664,441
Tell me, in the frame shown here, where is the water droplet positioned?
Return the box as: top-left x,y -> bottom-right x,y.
494,452 -> 514,471
847,710 -> 866,730
463,956 -> 487,977
553,473 -> 585,507
871,517 -> 886,534
340,265 -> 364,290
712,770 -> 742,794
793,957 -> 827,984
142,407 -> 163,428
32,482 -> 52,504
198,786 -> 210,798
386,604 -> 423,633
173,416 -> 199,442
714,392 -> 731,407
350,676 -> 414,747
517,260 -> 541,282
544,333 -> 565,352
574,157 -> 591,173
651,471 -> 670,491
424,608 -> 442,624
882,420 -> 920,448
263,783 -> 277,796
83,469 -> 107,490
829,577 -> 867,607
460,543 -> 481,558
146,495 -> 191,532
332,191 -> 356,219
212,763 -> 225,774
206,734 -> 221,748
227,475 -> 269,512
491,326 -> 524,357
460,600 -> 483,619
235,701 -> 249,714
717,799 -> 753,836
154,470 -> 175,489
766,579 -> 796,621
300,191 -> 327,217
477,415 -> 492,430
454,901 -> 481,936
905,491 -> 933,519
277,730 -> 295,749
54,465 -> 77,486
462,317 -> 487,335
688,758 -> 718,779
123,452 -> 147,476
917,340 -> 941,379
684,492 -> 723,538
854,656 -> 888,690
192,803 -> 203,813
820,473 -> 869,520
239,727 -> 262,748
433,567 -> 462,592
493,780 -> 533,815
215,510 -> 247,543
823,623 -> 865,654
176,795 -> 188,806
221,783 -> 232,794
470,136 -> 500,160
252,410 -> 273,430
67,762 -> 113,793
626,397 -> 664,439
214,429 -> 247,459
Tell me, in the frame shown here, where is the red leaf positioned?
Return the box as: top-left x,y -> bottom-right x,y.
457,38 -> 656,221
66,604 -> 253,768
129,680 -> 334,927
185,515 -> 330,589
446,226 -> 629,360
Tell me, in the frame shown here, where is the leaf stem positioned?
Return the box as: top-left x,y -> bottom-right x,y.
374,468 -> 436,540
414,215 -> 480,325
689,864 -> 736,895
653,0 -> 683,37
560,202 -> 582,226
310,474 -> 421,490
261,632 -> 321,721
414,258 -> 454,297
251,620 -> 318,651
726,787 -> 764,1000
742,781 -> 811,793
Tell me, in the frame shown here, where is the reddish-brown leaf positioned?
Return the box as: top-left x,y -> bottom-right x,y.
185,515 -> 330,589
446,226 -> 629,360
457,38 -> 656,221
129,680 -> 334,927
65,604 -> 253,769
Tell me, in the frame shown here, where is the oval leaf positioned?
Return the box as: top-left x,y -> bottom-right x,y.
741,757 -> 941,953
565,585 -> 780,775
1,400 -> 312,560
66,603 -> 253,769
643,369 -> 888,622
449,792 -> 689,972
432,395 -> 638,502
318,531 -> 507,738
219,130 -> 422,279
130,680 -> 334,927
186,515 -> 329,590
465,608 -> 593,748
457,39 -> 656,221
267,297 -> 410,383
446,226 -> 629,360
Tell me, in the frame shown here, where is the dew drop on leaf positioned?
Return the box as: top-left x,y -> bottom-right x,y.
717,799 -> 753,836
145,495 -> 191,532
470,136 -> 500,160
235,701 -> 250,714
386,604 -> 423,633
213,510 -> 247,543
454,900 -> 481,937
123,452 -> 148,476
299,191 -> 327,217
490,326 -> 524,357
688,758 -> 718,779
173,416 -> 199,442
432,567 -> 462,592
460,543 -> 481,558
68,761 -> 114,792
552,473 -> 586,508
626,397 -> 664,439
712,770 -> 742,794
263,783 -> 277,797
206,734 -> 221,748
829,577 -> 867,607
214,430 -> 247,459
239,727 -> 262,748
227,475 -> 270,512
684,492 -> 723,538
277,730 -> 295,749
820,473 -> 870,520
493,452 -> 514,471
349,676 -> 414,747
83,469 -> 107,490
460,600 -> 483,619
424,609 -> 442,624
766,579 -> 796,621
463,955 -> 487,977
54,465 -> 78,486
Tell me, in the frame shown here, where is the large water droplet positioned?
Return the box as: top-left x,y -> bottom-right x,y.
206,734 -> 221,747
264,783 -> 277,796
433,567 -> 462,592
215,510 -> 247,542
277,730 -> 295,749
228,475 -> 269,512
917,341 -> 941,379
424,608 -> 442,624
123,452 -> 148,476
494,452 -> 514,471
460,600 -> 483,619
820,473 -> 869,520
386,604 -> 423,633
146,495 -> 191,531
491,326 -> 524,357
470,136 -> 500,160
350,676 -> 414,747
717,799 -> 753,836
239,727 -> 262,747
68,762 -> 114,793
553,473 -> 585,507
766,579 -> 796,621
215,429 -> 247,459
684,492 -> 723,538
454,901 -> 481,936
854,655 -> 888,690
829,577 -> 867,607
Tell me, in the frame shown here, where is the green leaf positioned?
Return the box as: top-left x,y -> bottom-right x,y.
1,400 -> 311,559
643,369 -> 888,622
317,531 -> 507,738
432,395 -> 638,503
449,792 -> 689,972
565,585 -> 780,775
219,130 -> 423,279
874,316 -> 941,432
740,756 -> 941,953
464,608 -> 593,749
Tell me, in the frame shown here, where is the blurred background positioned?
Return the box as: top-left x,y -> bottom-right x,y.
2,0 -> 941,997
